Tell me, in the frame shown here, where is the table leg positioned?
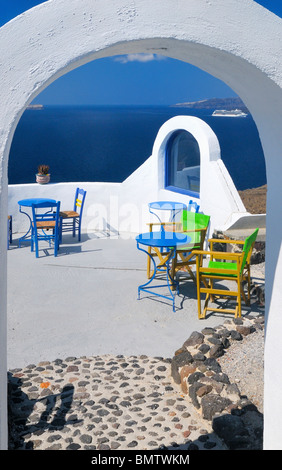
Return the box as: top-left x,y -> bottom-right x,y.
18,207 -> 32,247
137,242 -> 179,311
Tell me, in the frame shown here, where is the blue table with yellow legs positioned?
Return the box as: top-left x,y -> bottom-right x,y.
136,231 -> 191,311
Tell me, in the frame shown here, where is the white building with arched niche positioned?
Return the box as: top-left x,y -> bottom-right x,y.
0,0 -> 282,450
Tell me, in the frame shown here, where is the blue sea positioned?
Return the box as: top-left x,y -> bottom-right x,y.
8,105 -> 266,191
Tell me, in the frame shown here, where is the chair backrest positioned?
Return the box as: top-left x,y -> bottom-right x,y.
180,210 -> 210,247
240,228 -> 259,273
181,210 -> 210,232
187,200 -> 200,213
31,200 -> 61,228
74,188 -> 87,215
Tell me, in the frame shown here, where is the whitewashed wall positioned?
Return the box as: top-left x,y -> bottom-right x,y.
8,182 -> 121,235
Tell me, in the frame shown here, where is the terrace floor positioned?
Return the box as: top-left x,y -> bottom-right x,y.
7,230 -> 264,370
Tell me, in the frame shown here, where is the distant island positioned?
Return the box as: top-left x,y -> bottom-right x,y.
172,97 -> 249,113
26,104 -> 44,110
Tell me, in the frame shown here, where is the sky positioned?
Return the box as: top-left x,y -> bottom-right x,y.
1,0 -> 281,105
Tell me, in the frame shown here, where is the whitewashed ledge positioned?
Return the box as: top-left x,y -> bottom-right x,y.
170,314 -> 265,450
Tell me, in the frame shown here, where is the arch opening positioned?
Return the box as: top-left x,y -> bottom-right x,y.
6,49 -> 266,372
165,130 -> 201,198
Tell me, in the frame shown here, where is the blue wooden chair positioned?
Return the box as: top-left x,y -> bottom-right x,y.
7,215 -> 12,249
187,199 -> 200,213
59,188 -> 86,242
31,201 -> 61,258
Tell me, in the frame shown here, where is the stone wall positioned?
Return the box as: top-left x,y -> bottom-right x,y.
211,230 -> 265,264
170,315 -> 264,449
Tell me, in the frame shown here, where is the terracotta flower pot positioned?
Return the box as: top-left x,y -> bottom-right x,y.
36,174 -> 50,184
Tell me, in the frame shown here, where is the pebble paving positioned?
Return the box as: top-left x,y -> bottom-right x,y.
8,354 -> 227,450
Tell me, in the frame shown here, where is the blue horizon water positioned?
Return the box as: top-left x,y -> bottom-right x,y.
8,105 -> 266,191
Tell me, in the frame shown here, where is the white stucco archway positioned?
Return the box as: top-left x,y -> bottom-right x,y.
1,0 -> 282,450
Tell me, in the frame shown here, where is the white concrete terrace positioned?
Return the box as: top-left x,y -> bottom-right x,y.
7,227 -> 264,371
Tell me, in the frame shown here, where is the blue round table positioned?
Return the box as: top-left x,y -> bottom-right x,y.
148,201 -> 187,223
18,198 -> 56,246
136,231 -> 191,311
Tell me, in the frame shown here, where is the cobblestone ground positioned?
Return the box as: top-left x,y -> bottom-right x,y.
8,354 -> 227,450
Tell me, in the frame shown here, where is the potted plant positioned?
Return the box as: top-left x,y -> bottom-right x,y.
36,164 -> 50,184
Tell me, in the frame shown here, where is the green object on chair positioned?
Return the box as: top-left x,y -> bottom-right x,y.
170,211 -> 211,285
181,210 -> 209,232
194,228 -> 259,319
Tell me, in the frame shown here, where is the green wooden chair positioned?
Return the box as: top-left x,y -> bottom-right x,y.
169,211 -> 211,286
194,228 -> 259,319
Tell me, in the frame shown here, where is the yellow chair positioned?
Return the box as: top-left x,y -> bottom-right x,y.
194,228 -> 259,319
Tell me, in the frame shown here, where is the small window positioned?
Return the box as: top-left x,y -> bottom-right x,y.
165,130 -> 200,197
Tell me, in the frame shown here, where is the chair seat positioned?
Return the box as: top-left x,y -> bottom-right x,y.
177,240 -> 202,252
169,231 -> 205,252
203,260 -> 238,277
59,210 -> 79,219
170,242 -> 199,252
36,221 -> 56,229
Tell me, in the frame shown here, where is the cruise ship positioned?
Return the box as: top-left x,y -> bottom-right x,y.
212,109 -> 247,117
